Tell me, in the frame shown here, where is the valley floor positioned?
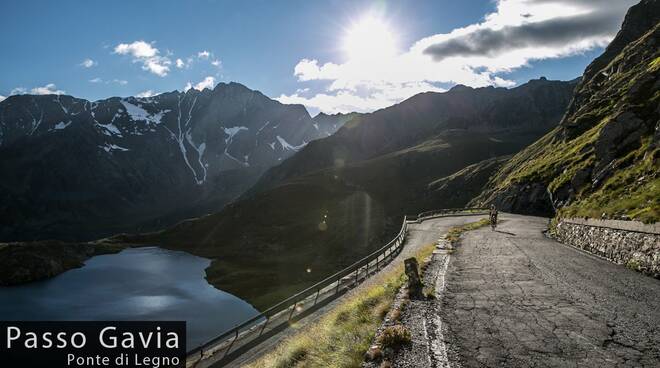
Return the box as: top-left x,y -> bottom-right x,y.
397,214 -> 660,367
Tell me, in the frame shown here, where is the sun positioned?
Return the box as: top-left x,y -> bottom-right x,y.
343,15 -> 397,62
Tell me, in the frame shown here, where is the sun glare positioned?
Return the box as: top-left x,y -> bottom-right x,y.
343,15 -> 397,62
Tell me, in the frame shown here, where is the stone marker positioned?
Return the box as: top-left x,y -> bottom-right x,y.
404,257 -> 423,298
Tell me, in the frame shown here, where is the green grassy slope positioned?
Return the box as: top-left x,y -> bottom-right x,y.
472,1 -> 660,223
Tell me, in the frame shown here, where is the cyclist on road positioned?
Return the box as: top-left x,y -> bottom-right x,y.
489,204 -> 498,230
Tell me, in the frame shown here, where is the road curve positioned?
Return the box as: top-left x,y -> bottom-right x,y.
440,213 -> 660,367
226,214 -> 487,367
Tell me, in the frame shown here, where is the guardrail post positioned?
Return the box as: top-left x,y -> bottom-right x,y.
336,276 -> 341,294
354,268 -> 359,285
288,302 -> 297,321
376,255 -> 380,270
259,316 -> 270,336
222,329 -> 239,359
313,288 -> 320,305
366,262 -> 369,276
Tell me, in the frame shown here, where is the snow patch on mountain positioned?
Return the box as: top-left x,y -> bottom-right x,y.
149,109 -> 170,125
53,121 -> 72,130
256,121 -> 270,134
222,126 -> 248,145
276,135 -> 306,151
121,100 -> 169,125
121,101 -> 150,121
97,123 -> 122,137
224,151 -> 248,167
55,95 -> 68,114
186,131 -> 207,184
99,143 -> 130,152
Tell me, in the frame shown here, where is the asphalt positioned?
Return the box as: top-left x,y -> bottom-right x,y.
439,213 -> 660,367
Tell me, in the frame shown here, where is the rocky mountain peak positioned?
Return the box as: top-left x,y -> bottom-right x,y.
448,84 -> 473,93
0,82 -> 352,242
582,0 -> 660,84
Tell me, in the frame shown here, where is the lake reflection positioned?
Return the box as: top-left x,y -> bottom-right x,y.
0,247 -> 259,349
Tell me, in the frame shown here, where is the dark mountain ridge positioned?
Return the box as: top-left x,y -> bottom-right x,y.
0,82 -> 352,242
247,77 -> 575,197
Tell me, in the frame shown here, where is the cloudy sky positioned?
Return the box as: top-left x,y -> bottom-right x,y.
0,0 -> 637,114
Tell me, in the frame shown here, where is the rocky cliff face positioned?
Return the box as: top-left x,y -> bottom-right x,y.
472,0 -> 660,223
0,82 -> 348,241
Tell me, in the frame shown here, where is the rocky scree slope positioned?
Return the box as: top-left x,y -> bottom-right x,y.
472,0 -> 660,223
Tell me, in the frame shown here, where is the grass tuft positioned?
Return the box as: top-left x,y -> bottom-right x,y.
626,259 -> 642,272
377,325 -> 412,349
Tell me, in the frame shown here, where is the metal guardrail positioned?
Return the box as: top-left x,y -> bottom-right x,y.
186,208 -> 488,367
414,207 -> 490,221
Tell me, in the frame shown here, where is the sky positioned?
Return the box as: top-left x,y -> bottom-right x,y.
0,0 -> 637,115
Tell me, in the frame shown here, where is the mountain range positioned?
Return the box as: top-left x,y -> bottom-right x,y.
2,0 -> 657,312
0,83 -> 353,241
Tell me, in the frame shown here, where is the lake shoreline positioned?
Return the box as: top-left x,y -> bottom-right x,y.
0,247 -> 260,348
0,241 -> 127,286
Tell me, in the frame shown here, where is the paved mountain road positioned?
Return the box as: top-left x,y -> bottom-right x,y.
225,214 -> 487,367
439,214 -> 660,367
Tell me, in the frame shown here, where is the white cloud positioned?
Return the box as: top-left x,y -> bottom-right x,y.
80,58 -> 97,68
142,57 -> 171,76
10,87 -> 27,95
281,0 -> 634,113
175,57 -> 194,69
184,76 -> 216,92
30,83 -> 66,95
197,50 -> 211,59
136,90 -> 156,98
195,76 -> 215,90
278,81 -> 444,114
211,59 -> 221,67
89,78 -> 127,85
195,76 -> 215,91
114,40 -> 171,77
0,95 -> 5,102
115,40 -> 158,58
